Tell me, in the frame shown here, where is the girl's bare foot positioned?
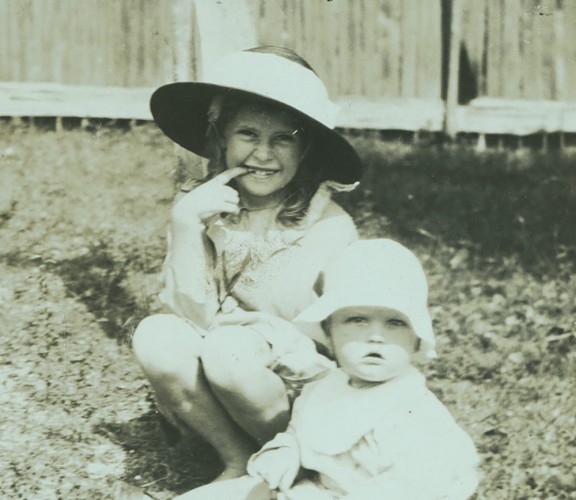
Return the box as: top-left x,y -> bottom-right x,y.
213,464 -> 248,483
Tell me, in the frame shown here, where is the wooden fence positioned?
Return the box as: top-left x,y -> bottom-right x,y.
460,0 -> 576,101
0,0 -> 442,99
0,0 -> 182,87
249,0 -> 442,100
1,0 -> 576,137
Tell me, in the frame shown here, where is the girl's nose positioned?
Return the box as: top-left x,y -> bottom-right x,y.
251,141 -> 273,162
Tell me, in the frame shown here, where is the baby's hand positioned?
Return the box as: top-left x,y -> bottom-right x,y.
172,167 -> 248,225
249,447 -> 300,492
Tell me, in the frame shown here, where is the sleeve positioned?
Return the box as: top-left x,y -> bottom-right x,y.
247,380 -> 317,472
343,402 -> 480,500
158,220 -> 220,329
246,426 -> 301,479
300,205 -> 358,262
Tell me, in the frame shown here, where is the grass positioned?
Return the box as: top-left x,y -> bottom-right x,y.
1,121 -> 575,499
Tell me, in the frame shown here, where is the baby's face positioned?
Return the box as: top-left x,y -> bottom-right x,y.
327,306 -> 419,385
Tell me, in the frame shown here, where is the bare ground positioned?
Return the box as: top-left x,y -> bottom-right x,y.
1,122 -> 575,499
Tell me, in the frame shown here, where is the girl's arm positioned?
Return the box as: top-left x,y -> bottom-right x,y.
159,221 -> 219,329
159,168 -> 248,328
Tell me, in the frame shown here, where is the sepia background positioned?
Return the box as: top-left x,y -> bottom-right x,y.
1,1 -> 575,498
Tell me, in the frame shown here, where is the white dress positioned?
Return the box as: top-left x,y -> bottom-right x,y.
159,184 -> 357,386
248,367 -> 480,499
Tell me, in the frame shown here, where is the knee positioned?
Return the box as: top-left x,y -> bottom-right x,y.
201,328 -> 271,388
132,314 -> 202,378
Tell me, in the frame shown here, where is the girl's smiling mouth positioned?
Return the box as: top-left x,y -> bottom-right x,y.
245,165 -> 279,178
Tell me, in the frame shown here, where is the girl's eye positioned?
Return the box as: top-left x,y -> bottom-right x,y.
273,133 -> 297,144
236,129 -> 258,140
345,316 -> 368,325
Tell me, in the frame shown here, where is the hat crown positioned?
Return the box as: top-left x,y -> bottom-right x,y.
321,239 -> 429,305
201,51 -> 339,128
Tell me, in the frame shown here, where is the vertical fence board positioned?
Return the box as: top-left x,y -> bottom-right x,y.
388,0 -> 402,96
400,0 -> 416,97
553,5 -> 565,100
502,0 -> 521,97
487,0 -> 503,97
534,1 -> 546,99
419,0 -> 441,98
564,0 -> 576,100
461,0 -> 485,89
518,1 -> 529,98
541,0 -> 556,100
338,0 -> 350,95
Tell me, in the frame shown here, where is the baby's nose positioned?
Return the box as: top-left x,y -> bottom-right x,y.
368,327 -> 387,343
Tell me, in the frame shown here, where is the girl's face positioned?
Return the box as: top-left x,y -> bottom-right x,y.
327,307 -> 419,386
222,103 -> 305,201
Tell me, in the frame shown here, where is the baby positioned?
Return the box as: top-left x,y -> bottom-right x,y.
247,239 -> 480,499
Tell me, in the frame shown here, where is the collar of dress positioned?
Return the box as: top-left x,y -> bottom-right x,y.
293,367 -> 428,455
205,182 -> 333,256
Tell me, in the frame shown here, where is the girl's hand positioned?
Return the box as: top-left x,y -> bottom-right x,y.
250,448 -> 299,492
172,167 -> 249,225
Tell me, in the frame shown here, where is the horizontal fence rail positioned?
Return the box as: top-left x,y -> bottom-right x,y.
4,82 -> 576,138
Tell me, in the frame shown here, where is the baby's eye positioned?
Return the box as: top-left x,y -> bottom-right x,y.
387,318 -> 409,327
345,316 -> 369,325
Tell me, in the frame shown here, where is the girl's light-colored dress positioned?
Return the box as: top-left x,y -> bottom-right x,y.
248,367 -> 480,500
159,184 -> 357,386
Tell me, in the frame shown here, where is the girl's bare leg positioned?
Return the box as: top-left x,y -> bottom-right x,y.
132,314 -> 257,479
201,327 -> 291,446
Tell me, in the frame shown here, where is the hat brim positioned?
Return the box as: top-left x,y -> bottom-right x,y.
150,82 -> 363,185
295,292 -> 436,360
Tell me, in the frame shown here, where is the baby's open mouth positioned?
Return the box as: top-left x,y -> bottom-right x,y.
365,353 -> 384,360
245,166 -> 278,178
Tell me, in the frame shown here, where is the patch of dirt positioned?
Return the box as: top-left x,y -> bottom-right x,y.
1,123 -> 575,499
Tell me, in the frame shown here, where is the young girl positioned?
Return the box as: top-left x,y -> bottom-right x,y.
132,46 -> 363,481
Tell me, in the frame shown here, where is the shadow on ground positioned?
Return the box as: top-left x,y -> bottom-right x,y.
95,411 -> 222,497
53,242 -> 154,345
49,243 -> 225,496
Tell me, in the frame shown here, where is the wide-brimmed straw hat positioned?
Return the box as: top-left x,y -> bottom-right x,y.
296,239 -> 437,360
150,48 -> 363,185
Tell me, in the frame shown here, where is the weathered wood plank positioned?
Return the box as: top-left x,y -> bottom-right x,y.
336,97 -> 445,131
0,82 -> 445,130
457,97 -> 576,134
0,83 -> 155,120
193,0 -> 256,76
4,83 -> 576,135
